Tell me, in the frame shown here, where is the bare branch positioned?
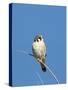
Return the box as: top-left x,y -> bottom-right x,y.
37,59 -> 59,84
17,50 -> 59,84
16,50 -> 34,57
36,72 -> 44,85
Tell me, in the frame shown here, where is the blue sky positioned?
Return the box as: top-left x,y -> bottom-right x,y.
11,3 -> 66,86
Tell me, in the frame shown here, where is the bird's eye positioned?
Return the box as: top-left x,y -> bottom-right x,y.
39,37 -> 41,40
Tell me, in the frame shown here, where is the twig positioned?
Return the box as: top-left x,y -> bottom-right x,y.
36,72 -> 44,85
16,50 -> 34,56
17,50 -> 44,84
17,50 -> 59,84
37,59 -> 59,84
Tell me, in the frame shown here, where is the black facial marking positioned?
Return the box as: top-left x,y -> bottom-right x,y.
34,34 -> 42,42
37,39 -> 39,42
39,37 -> 41,40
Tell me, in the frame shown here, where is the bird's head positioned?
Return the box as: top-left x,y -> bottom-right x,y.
34,33 -> 43,42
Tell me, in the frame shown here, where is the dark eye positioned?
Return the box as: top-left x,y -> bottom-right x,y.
39,37 -> 41,40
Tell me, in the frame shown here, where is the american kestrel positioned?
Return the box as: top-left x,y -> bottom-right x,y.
32,34 -> 47,72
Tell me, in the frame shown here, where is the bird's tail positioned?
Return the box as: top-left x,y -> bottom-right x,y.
40,63 -> 46,72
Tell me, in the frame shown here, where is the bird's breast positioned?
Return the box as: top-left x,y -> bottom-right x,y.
32,41 -> 46,58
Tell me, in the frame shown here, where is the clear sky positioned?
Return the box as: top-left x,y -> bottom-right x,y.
11,3 -> 66,86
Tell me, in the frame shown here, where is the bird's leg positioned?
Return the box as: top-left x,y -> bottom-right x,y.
37,58 -> 41,63
37,58 -> 44,65
37,58 -> 46,68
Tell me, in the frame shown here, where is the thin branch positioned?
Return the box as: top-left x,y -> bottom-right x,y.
36,72 -> 44,85
17,50 -> 59,84
37,59 -> 59,84
17,50 -> 44,84
16,50 -> 34,56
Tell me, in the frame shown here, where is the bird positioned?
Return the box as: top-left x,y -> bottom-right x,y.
32,33 -> 47,72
